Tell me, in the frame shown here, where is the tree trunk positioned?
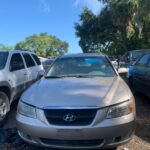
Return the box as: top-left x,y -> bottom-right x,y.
121,27 -> 128,53
143,20 -> 148,45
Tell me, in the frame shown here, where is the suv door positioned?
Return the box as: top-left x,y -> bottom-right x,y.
22,53 -> 36,86
133,54 -> 150,94
31,54 -> 44,77
9,53 -> 28,98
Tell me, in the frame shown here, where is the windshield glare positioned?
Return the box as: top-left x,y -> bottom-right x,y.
46,57 -> 116,77
0,52 -> 8,70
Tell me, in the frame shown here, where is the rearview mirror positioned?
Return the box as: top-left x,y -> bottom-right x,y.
118,67 -> 128,74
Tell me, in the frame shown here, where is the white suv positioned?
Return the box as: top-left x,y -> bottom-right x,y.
0,50 -> 44,126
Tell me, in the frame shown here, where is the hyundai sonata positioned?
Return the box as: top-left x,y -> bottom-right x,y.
17,53 -> 136,149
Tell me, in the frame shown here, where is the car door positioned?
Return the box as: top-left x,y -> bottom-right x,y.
143,54 -> 150,97
133,54 -> 150,94
9,53 -> 28,98
22,53 -> 37,86
31,54 -> 44,77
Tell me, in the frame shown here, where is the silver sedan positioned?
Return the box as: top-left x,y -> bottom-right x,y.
16,53 -> 136,149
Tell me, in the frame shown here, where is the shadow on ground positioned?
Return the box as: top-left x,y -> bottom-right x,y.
134,93 -> 150,143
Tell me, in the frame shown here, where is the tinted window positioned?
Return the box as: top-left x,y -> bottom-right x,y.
136,54 -> 150,67
32,54 -> 41,65
47,57 -> 116,77
131,51 -> 143,61
0,52 -> 8,70
23,53 -> 35,68
147,54 -> 150,67
43,59 -> 54,66
10,53 -> 25,71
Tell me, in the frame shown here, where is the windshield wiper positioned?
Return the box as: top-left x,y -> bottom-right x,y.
64,75 -> 94,78
45,76 -> 62,79
45,75 -> 97,79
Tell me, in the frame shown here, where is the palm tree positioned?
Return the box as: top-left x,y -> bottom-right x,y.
133,0 -> 150,38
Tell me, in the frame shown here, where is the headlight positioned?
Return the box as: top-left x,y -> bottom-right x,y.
17,101 -> 37,118
106,97 -> 135,119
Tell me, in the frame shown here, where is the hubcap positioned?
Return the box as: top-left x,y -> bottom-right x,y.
0,99 -> 7,120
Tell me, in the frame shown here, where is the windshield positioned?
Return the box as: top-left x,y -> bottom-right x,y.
0,52 -> 8,70
46,57 -> 116,78
131,51 -> 144,61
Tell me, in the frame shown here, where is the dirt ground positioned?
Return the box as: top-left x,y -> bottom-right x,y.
0,93 -> 150,150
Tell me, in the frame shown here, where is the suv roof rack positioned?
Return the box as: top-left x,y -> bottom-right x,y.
12,49 -> 33,52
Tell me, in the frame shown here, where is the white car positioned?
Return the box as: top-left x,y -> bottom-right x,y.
0,50 -> 44,126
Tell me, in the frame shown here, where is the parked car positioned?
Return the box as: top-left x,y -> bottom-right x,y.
128,52 -> 150,97
120,49 -> 150,67
17,53 -> 135,150
109,56 -> 118,69
0,50 -> 44,126
38,57 -> 55,72
42,58 -> 55,72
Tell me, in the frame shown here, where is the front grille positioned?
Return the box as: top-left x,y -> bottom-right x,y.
44,109 -> 97,126
40,138 -> 104,147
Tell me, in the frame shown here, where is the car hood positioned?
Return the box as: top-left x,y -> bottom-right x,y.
22,76 -> 131,109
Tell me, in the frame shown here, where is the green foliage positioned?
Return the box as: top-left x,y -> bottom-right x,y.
15,33 -> 69,57
75,0 -> 150,55
0,44 -> 13,50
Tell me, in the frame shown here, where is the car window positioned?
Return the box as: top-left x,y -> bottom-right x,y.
31,54 -> 41,65
47,57 -> 116,77
131,51 -> 143,61
147,54 -> 150,67
10,53 -> 25,71
136,54 -> 150,67
23,53 -> 35,68
0,52 -> 8,70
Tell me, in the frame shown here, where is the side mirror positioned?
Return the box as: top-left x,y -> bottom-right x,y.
118,67 -> 128,74
38,70 -> 45,78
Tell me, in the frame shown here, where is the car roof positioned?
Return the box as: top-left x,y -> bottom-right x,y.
0,50 -> 34,54
59,53 -> 106,59
129,49 -> 150,53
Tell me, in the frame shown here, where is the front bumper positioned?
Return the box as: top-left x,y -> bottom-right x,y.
16,111 -> 135,149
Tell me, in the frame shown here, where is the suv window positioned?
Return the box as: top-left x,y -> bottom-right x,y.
136,54 -> 150,67
10,53 -> 25,71
23,53 -> 35,68
0,52 -> 8,70
32,54 -> 41,65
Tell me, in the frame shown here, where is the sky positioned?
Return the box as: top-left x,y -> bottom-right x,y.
0,0 -> 103,53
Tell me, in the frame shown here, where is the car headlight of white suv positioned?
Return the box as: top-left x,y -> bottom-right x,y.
106,97 -> 135,119
17,101 -> 37,119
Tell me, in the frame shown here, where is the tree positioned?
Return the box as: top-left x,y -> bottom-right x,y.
108,0 -> 138,52
99,0 -> 150,41
75,7 -> 119,54
75,1 -> 150,55
0,44 -> 13,50
75,8 -> 98,53
133,0 -> 150,38
15,33 -> 69,57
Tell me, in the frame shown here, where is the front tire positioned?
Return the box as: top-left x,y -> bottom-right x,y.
0,92 -> 10,127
